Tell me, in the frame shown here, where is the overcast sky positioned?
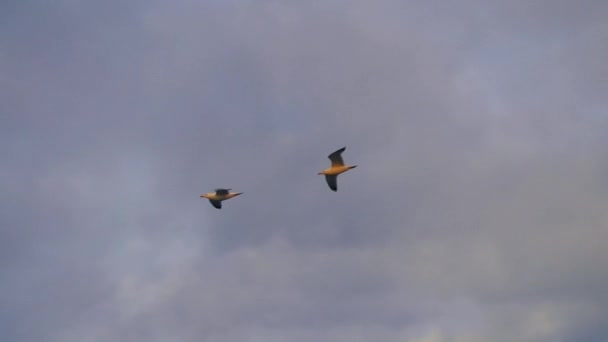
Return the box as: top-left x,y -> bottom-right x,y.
1,0 -> 608,341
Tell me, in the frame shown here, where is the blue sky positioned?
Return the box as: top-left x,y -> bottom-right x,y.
1,1 -> 608,341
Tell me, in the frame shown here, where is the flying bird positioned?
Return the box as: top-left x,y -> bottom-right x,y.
317,147 -> 357,191
200,188 -> 243,209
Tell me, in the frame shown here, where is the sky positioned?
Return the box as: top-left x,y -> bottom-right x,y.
1,0 -> 607,341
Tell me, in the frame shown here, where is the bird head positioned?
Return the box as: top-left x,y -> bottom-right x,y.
200,193 -> 209,199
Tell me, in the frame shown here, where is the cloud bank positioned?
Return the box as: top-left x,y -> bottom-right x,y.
1,0 -> 607,341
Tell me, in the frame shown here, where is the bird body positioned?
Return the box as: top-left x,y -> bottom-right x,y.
200,188 -> 243,209
318,164 -> 357,176
318,147 -> 357,191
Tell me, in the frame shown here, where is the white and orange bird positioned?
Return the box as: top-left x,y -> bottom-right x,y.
317,147 -> 357,191
200,188 -> 243,209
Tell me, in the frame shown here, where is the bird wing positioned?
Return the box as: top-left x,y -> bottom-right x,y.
215,188 -> 231,195
328,147 -> 346,167
209,199 -> 222,209
325,175 -> 338,192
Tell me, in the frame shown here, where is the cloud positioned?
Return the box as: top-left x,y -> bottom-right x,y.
1,0 -> 607,341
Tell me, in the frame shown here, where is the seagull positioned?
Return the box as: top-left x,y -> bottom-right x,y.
200,188 -> 243,209
317,147 -> 357,191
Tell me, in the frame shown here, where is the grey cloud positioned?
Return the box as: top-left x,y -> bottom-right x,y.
1,0 -> 608,341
